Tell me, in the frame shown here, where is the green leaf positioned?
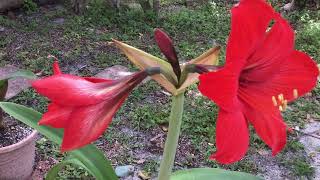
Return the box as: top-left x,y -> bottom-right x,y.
0,70 -> 37,81
8,70 -> 37,79
0,102 -> 118,180
46,158 -> 91,180
170,168 -> 262,180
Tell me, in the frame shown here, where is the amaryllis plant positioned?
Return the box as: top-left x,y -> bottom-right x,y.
0,0 -> 318,179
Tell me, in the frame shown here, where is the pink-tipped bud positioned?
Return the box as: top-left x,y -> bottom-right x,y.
154,28 -> 181,79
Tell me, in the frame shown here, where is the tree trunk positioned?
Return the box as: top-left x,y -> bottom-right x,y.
138,0 -> 152,12
71,0 -> 89,14
106,0 -> 121,9
153,0 -> 160,15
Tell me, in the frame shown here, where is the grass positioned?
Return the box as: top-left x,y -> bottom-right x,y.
1,0 -> 320,179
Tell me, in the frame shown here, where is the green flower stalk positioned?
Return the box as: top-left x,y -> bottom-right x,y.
158,92 -> 185,180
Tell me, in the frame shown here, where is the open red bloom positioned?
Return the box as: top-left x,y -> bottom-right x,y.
198,0 -> 319,164
32,62 -> 150,152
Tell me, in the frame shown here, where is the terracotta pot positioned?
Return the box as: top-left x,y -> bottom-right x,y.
0,130 -> 37,180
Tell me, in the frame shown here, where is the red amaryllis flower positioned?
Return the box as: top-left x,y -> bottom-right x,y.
32,61 -> 156,152
198,0 -> 319,164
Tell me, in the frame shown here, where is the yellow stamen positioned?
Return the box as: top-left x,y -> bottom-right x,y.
278,94 -> 284,102
283,100 -> 288,111
272,96 -> 278,106
293,89 -> 298,99
279,106 -> 283,111
273,93 -> 289,112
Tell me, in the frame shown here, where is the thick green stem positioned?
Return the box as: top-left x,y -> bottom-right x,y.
158,92 -> 185,180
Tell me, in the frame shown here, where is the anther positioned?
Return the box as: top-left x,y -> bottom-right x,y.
278,94 -> 284,102
272,96 -> 277,106
293,89 -> 298,99
273,93 -> 289,112
283,100 -> 288,111
279,106 -> 283,111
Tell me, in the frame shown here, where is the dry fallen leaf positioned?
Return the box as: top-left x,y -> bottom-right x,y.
138,171 -> 150,180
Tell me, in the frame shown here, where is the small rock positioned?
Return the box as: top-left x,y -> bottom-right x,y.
299,122 -> 320,179
115,165 -> 134,178
281,0 -> 295,12
52,18 -> 65,25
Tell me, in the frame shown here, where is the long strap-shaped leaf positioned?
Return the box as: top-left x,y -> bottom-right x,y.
0,102 -> 118,180
170,168 -> 262,180
46,157 -> 93,180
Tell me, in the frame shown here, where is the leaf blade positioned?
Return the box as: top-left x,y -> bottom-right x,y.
170,168 -> 261,180
46,158 -> 91,180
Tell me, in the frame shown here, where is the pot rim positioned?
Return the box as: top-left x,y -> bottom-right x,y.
0,130 -> 37,153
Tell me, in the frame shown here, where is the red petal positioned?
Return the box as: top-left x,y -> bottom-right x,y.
53,61 -> 62,75
83,77 -> 111,83
60,95 -> 128,152
33,71 -> 148,106
32,74 -> 115,106
266,51 -> 318,102
239,50 -> 318,108
226,0 -> 274,64
200,0 -> 277,107
36,72 -> 148,151
210,108 -> 249,164
39,103 -> 73,128
241,100 -> 287,155
198,68 -> 239,111
238,50 -> 318,155
241,12 -> 295,82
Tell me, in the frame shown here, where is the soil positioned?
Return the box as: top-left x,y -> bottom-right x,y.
0,115 -> 33,148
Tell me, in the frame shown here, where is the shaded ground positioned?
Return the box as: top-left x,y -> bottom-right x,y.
1,1 -> 320,179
